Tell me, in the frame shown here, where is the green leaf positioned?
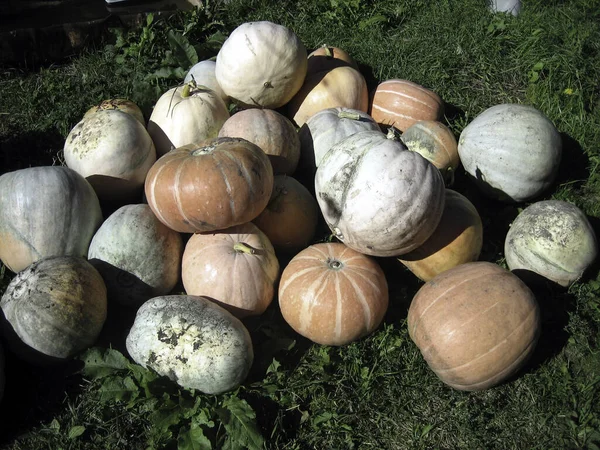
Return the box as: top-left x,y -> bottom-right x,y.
80,347 -> 130,379
49,418 -> 61,432
177,423 -> 212,450
358,14 -> 388,31
167,30 -> 198,70
217,396 -> 265,450
68,425 -> 86,440
149,66 -> 187,81
98,376 -> 140,404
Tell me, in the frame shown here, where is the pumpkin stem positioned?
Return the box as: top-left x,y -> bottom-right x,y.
337,111 -> 362,120
233,242 -> 256,254
327,258 -> 344,270
386,126 -> 401,141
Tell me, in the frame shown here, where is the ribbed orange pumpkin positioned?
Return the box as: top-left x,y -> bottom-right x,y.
398,189 -> 482,281
369,79 -> 443,132
278,242 -> 388,346
407,261 -> 541,391
144,137 -> 273,233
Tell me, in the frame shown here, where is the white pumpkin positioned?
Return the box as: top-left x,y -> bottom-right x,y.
147,84 -> 229,157
298,107 -> 380,169
126,295 -> 254,394
457,104 -> 562,202
215,21 -> 307,109
488,0 -> 521,15
505,200 -> 598,287
88,204 -> 184,308
315,130 -> 446,256
184,60 -> 229,105
64,109 -> 157,204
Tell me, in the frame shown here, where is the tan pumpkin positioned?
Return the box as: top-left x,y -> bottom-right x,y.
182,223 -> 279,318
218,109 -> 300,175
252,175 -> 320,253
278,242 -> 388,346
144,137 -> 273,233
83,98 -> 145,126
287,66 -> 369,127
407,261 -> 541,391
306,45 -> 359,75
398,189 -> 483,281
369,79 -> 443,132
401,120 -> 459,184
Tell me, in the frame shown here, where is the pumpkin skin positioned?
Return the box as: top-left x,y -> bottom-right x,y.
182,222 -> 279,318
64,109 -> 157,204
0,256 -> 107,362
184,60 -> 229,105
401,120 -> 459,184
505,200 -> 598,287
252,175 -> 320,253
488,0 -> 521,15
278,242 -> 388,346
88,204 -> 184,308
398,189 -> 483,281
315,130 -> 446,257
145,137 -> 273,234
147,85 -> 230,157
298,107 -> 380,170
83,98 -> 145,126
0,166 -> 103,273
126,295 -> 254,394
218,109 -> 301,175
457,104 -> 562,203
215,21 -> 307,109
407,261 -> 541,391
306,45 -> 359,75
369,79 -> 444,132
287,66 -> 369,127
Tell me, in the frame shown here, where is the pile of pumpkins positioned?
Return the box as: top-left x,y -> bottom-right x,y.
0,20 -> 598,397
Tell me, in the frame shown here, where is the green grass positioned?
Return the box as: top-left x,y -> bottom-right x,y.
1,0 -> 600,448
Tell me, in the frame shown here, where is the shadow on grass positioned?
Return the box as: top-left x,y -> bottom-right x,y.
0,128 -> 65,174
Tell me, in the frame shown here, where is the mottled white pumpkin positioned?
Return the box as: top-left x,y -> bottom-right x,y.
215,21 -> 307,109
184,60 -> 229,105
126,295 -> 254,394
64,109 -> 157,203
315,130 -> 446,256
0,256 -> 107,362
83,98 -> 145,126
458,104 -> 562,202
0,166 -> 103,273
505,200 -> 598,287
147,85 -> 229,156
298,107 -> 380,169
88,204 -> 184,308
181,222 -> 279,318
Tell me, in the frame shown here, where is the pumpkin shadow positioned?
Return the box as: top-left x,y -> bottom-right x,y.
554,132 -> 589,185
0,128 -> 65,175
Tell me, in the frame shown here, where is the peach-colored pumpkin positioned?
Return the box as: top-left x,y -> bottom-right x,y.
252,175 -> 320,253
218,109 -> 301,175
401,120 -> 459,184
287,66 -> 369,127
369,79 -> 443,132
181,223 -> 279,318
144,137 -> 273,233
407,261 -> 541,391
278,242 -> 388,346
398,189 -> 482,281
306,45 -> 359,75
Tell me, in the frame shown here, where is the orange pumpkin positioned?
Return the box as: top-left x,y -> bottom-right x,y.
369,79 -> 443,132
306,45 -> 359,75
398,189 -> 482,281
278,242 -> 388,346
181,223 -> 279,318
252,175 -> 320,253
144,137 -> 273,233
407,261 -> 541,391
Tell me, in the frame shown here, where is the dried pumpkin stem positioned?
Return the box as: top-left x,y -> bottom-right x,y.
337,111 -> 362,120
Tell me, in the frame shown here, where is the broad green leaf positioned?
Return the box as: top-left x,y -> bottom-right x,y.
68,425 -> 86,439
177,423 -> 212,450
217,396 -> 265,450
98,376 -> 139,403
149,66 -> 187,81
80,347 -> 129,379
49,418 -> 61,431
167,30 -> 198,70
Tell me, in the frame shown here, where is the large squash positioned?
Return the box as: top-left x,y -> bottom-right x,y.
306,45 -> 359,75
126,295 -> 254,394
505,200 -> 597,287
0,166 -> 103,273
83,98 -> 145,126
64,109 -> 157,204
145,137 -> 274,233
315,130 -> 445,256
408,261 -> 540,391
457,104 -> 562,202
88,204 -> 184,308
184,60 -> 229,105
147,84 -> 229,157
278,242 -> 388,346
1,256 -> 107,363
181,222 -> 279,318
215,21 -> 307,109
